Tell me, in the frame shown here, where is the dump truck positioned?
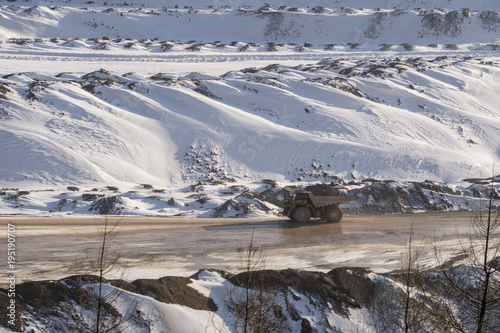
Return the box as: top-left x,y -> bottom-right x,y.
282,186 -> 354,223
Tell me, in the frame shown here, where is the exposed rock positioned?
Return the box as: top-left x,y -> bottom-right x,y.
89,195 -> 125,214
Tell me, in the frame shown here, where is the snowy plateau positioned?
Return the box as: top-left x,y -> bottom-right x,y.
0,0 -> 500,332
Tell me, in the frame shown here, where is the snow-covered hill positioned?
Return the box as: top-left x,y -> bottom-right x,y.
1,56 -> 499,185
1,3 -> 500,43
1,2 -> 500,332
0,0 -> 499,216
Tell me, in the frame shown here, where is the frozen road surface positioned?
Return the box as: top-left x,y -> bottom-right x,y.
0,212 -> 476,285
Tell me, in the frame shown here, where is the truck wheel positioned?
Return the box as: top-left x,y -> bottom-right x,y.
292,206 -> 311,223
325,205 -> 343,223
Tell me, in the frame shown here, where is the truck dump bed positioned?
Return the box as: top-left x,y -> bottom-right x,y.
308,193 -> 355,208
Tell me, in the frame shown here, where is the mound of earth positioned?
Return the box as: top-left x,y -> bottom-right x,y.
3,265 -> 496,332
1,268 -> 377,331
229,267 -> 375,316
0,274 -> 217,332
305,184 -> 342,196
112,276 -> 218,311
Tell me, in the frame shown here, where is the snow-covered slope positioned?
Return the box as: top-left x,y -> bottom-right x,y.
0,0 -> 499,215
1,56 -> 499,187
0,269 -> 409,333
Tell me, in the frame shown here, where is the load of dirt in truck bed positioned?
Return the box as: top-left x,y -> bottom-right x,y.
305,184 -> 342,196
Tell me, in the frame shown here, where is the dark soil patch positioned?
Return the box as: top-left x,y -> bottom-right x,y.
123,276 -> 217,311
327,267 -> 376,306
252,188 -> 287,207
89,195 -> 125,214
230,268 -> 376,317
82,192 -> 105,201
305,184 -> 341,196
279,269 -> 352,316
4,275 -> 115,332
17,279 -> 93,308
9,274 -> 218,330
229,269 -> 288,291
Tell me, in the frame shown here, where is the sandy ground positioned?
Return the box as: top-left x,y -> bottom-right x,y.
0,212 -> 476,286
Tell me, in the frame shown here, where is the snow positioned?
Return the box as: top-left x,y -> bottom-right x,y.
0,1 -> 499,219
87,282 -> 230,333
1,0 -> 499,331
2,56 -> 499,190
13,269 -> 394,332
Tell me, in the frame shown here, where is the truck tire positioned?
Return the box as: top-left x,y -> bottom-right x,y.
324,205 -> 343,223
292,206 -> 311,223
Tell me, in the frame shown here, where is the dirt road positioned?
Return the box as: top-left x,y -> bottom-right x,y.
0,212 -> 475,285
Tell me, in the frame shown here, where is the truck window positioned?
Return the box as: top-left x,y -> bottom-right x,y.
296,193 -> 308,200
